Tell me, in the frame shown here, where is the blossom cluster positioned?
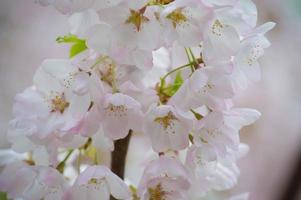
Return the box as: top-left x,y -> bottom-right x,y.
0,0 -> 274,199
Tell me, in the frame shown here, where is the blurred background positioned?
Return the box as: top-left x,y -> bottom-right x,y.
0,0 -> 300,200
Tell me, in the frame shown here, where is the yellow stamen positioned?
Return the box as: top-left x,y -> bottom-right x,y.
51,93 -> 69,114
166,8 -> 187,28
154,111 -> 178,130
148,184 -> 167,200
125,9 -> 149,31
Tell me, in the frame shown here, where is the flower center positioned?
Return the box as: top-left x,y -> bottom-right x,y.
51,93 -> 70,114
211,20 -> 224,36
87,178 -> 106,190
166,8 -> 187,28
246,44 -> 262,66
148,184 -> 167,200
199,82 -> 214,94
105,104 -> 128,117
149,0 -> 174,5
205,128 -> 219,138
91,56 -> 116,86
125,8 -> 149,31
155,111 -> 178,130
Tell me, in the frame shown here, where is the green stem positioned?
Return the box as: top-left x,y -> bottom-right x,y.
56,149 -> 74,173
188,48 -> 196,71
185,48 -> 195,72
185,48 -> 192,63
159,63 -> 192,93
161,63 -> 192,81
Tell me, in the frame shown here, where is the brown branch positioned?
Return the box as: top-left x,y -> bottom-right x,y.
110,130 -> 132,200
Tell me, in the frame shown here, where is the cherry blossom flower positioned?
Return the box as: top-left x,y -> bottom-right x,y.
144,105 -> 192,152
170,66 -> 235,111
161,0 -> 213,47
185,144 -> 249,198
0,163 -> 68,200
192,108 -> 261,156
100,93 -> 143,140
138,156 -> 191,200
65,165 -> 131,200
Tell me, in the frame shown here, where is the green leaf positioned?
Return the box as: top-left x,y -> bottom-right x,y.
56,34 -> 87,58
163,71 -> 184,97
56,34 -> 82,43
0,192 -> 7,200
70,41 -> 87,58
173,71 -> 184,89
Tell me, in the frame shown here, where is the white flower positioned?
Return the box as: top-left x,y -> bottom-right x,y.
193,108 -> 261,155
170,66 -> 235,111
161,0 -> 213,47
0,163 -> 67,200
186,144 -> 249,199
232,22 -> 275,89
138,156 -> 191,200
144,105 -> 192,152
100,93 -> 143,140
66,165 -> 131,200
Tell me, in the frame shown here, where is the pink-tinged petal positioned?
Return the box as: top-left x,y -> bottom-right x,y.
72,72 -> 90,96
144,105 -> 192,152
69,9 -> 99,38
32,146 -> 49,166
138,156 -> 190,199
51,0 -> 94,14
78,106 -> 102,137
244,22 -> 276,38
0,162 -> 33,198
168,122 -> 190,150
138,20 -> 162,51
72,166 -> 129,200
204,66 -> 235,98
68,93 -> 90,117
204,22 -> 240,64
203,0 -> 237,6
131,49 -> 153,70
188,69 -> 209,94
102,93 -> 142,139
92,127 -> 114,151
106,171 -> 131,199
7,119 -> 36,152
39,59 -> 78,88
87,184 -> 110,200
224,108 -> 261,129
169,81 -> 192,111
146,122 -> 170,152
10,167 -> 36,198
237,143 -> 250,159
241,60 -> 261,82
13,87 -> 49,118
75,166 -> 101,185
93,0 -> 123,9
86,23 -> 112,54
102,114 -> 129,140
176,22 -> 203,47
